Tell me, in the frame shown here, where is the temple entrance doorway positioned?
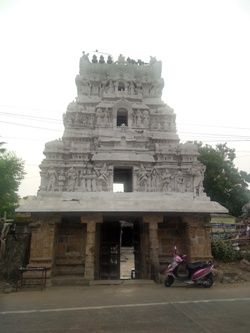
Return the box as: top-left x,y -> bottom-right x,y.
99,218 -> 141,280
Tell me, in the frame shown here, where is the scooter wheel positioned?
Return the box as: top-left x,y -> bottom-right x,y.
164,276 -> 174,287
202,273 -> 214,288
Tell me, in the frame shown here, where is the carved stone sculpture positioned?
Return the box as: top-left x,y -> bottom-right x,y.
66,167 -> 78,191
161,169 -> 173,192
189,165 -> 206,196
47,169 -> 57,192
58,170 -> 65,192
137,164 -> 149,191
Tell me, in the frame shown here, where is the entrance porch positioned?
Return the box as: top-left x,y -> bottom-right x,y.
21,212 -> 213,285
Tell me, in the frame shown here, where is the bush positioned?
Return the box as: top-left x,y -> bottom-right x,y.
211,240 -> 242,262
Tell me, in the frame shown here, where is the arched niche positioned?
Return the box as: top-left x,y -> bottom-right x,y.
113,100 -> 132,128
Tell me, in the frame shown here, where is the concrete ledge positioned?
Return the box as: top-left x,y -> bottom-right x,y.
16,192 -> 228,214
89,279 -> 155,286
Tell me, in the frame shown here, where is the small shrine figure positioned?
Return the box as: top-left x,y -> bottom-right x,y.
92,54 -> 98,63
107,55 -> 113,64
47,169 -> 57,191
99,55 -> 105,64
117,54 -> 125,64
80,51 -> 90,64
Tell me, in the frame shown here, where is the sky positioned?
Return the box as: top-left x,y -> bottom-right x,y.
0,0 -> 250,197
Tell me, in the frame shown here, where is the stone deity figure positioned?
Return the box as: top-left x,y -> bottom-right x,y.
86,166 -> 95,191
149,168 -> 159,191
58,170 -> 65,192
96,108 -> 103,126
161,169 -> 173,192
79,51 -> 90,68
175,171 -> 185,192
105,80 -> 115,93
103,111 -> 109,127
67,167 -> 78,191
80,168 -> 87,191
128,81 -> 135,95
190,165 -> 205,196
47,169 -> 57,191
117,54 -> 125,64
137,164 -> 148,191
81,80 -> 91,95
132,110 -> 137,126
142,110 -> 149,128
136,111 -> 142,128
39,170 -> 48,191
95,163 -> 110,191
150,56 -> 157,65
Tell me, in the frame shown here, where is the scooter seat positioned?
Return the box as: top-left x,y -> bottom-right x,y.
187,261 -> 209,270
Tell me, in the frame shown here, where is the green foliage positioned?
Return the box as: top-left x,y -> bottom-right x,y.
197,143 -> 250,216
0,143 -> 25,217
211,240 -> 242,262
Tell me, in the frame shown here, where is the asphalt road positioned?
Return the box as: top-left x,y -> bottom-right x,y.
1,282 -> 250,333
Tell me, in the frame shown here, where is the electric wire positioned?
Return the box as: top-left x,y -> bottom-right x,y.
1,109 -> 250,143
0,120 -> 62,131
1,107 -> 250,132
1,119 -> 249,140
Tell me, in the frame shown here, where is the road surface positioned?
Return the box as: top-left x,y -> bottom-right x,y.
1,282 -> 250,332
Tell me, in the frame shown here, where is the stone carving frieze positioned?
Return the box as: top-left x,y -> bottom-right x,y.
40,163 -> 113,193
63,112 -> 94,129
135,164 -> 205,195
96,108 -> 113,127
132,109 -> 150,128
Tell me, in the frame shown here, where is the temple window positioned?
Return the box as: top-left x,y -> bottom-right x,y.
117,108 -> 128,126
113,167 -> 133,192
118,81 -> 125,91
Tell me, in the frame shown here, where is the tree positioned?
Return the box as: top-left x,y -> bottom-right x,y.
197,142 -> 250,217
0,142 -> 6,154
0,143 -> 25,217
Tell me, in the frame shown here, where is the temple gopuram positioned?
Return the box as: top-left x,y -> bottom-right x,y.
16,52 -> 227,284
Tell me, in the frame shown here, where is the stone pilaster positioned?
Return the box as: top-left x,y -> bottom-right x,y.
183,215 -> 212,262
143,214 -> 163,281
28,214 -> 60,279
81,214 -> 102,280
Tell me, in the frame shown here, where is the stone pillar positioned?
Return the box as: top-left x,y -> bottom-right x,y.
143,214 -> 163,281
28,214 -> 60,280
81,214 -> 102,280
184,214 -> 212,262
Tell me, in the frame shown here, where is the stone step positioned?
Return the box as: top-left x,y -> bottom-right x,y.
90,279 -> 154,286
52,276 -> 154,286
52,275 -> 89,286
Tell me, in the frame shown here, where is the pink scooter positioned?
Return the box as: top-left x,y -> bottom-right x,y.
163,247 -> 214,288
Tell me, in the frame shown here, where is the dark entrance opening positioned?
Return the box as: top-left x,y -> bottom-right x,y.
99,218 -> 141,280
117,108 -> 128,126
120,221 -> 134,279
99,222 -> 120,280
113,167 -> 133,192
121,225 -> 133,247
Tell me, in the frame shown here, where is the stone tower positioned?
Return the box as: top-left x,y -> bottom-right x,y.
39,53 -> 205,197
